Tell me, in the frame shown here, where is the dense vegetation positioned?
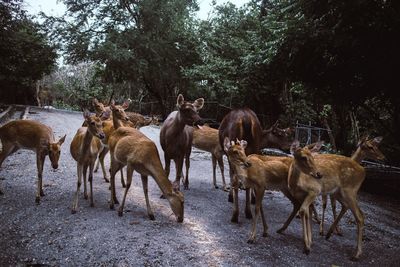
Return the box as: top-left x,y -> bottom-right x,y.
0,0 -> 399,164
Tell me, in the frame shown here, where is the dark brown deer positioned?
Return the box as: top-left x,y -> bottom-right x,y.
261,120 -> 294,151
160,94 -> 204,190
218,108 -> 263,222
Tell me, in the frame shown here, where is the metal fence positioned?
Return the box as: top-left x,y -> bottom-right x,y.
294,121 -> 332,146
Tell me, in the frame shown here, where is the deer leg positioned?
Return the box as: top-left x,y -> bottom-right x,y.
248,188 -> 265,244
228,162 -> 234,203
310,203 -> 320,224
330,195 -> 342,236
120,168 -> 126,188
141,174 -> 155,220
183,152 -> 190,190
231,174 -> 239,223
260,200 -> 268,238
88,161 -> 95,207
326,205 -> 348,240
277,191 -> 301,234
71,164 -> 83,214
320,194 -> 327,235
109,159 -> 122,209
83,164 -> 88,200
245,189 -> 253,219
299,193 -> 317,255
35,152 -> 46,204
342,192 -> 365,261
217,154 -> 227,191
118,164 -> 133,217
97,147 -> 109,183
174,158 -> 184,191
212,154 -> 218,189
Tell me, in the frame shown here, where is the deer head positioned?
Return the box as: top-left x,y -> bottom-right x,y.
83,109 -> 105,140
166,190 -> 184,223
291,140 -> 322,179
261,120 -> 293,151
176,94 -> 204,127
42,134 -> 66,169
223,138 -> 251,168
357,136 -> 385,161
110,100 -> 130,122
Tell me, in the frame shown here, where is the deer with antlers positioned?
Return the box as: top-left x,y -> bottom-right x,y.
160,94 -> 204,191
288,140 -> 369,260
0,120 -> 66,203
70,110 -> 105,213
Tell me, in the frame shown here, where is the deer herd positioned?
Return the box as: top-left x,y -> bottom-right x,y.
0,95 -> 386,261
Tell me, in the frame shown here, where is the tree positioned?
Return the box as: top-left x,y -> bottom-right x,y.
0,0 -> 57,104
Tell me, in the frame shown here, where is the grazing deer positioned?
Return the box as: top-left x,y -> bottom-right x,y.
70,110 -> 105,213
126,111 -> 160,128
160,94 -> 204,190
318,136 -> 385,236
288,141 -> 367,260
191,125 -> 227,191
218,108 -> 263,222
108,126 -> 184,222
0,120 -> 66,203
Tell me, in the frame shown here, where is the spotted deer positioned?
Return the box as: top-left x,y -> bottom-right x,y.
288,141 -> 367,260
0,120 -> 66,203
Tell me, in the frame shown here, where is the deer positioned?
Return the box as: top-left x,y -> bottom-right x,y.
70,110 -> 105,213
261,120 -> 294,152
317,135 -> 385,236
218,108 -> 263,222
107,126 -> 184,222
94,100 -> 131,186
224,138 -> 291,243
126,111 -> 160,128
190,125 -> 228,191
223,138 -> 324,242
0,120 -> 66,203
288,141 -> 367,260
160,94 -> 204,191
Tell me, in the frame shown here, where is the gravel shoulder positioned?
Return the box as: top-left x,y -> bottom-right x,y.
1,107 -> 400,266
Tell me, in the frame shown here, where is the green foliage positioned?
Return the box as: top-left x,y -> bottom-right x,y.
0,0 -> 57,104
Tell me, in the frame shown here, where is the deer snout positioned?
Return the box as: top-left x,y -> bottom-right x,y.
244,161 -> 251,168
193,119 -> 205,127
177,216 -> 184,223
98,133 -> 105,140
52,163 -> 59,169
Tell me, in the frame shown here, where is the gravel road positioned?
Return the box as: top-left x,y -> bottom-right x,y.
0,107 -> 399,266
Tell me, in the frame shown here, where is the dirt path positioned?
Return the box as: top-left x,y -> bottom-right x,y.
1,107 -> 400,266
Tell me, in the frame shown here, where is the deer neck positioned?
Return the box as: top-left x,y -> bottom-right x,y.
288,164 -> 302,191
80,129 -> 95,159
148,159 -> 174,196
169,112 -> 187,135
351,147 -> 364,163
112,115 -> 123,130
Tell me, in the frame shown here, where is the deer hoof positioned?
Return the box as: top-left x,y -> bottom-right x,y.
303,248 -> 310,255
160,194 -> 165,199
262,232 -> 268,237
325,231 -> 332,240
71,209 -> 77,214
214,185 -> 219,189
40,190 -> 45,197
231,215 -> 239,223
90,203 -> 94,208
319,231 -> 324,236
104,178 -> 110,183
149,214 -> 155,220
0,190 -> 3,195
245,211 -> 253,219
110,204 -> 114,210
350,255 -> 360,262
35,197 -> 40,204
228,194 -> 233,203
118,210 -> 123,217
84,194 -> 88,200
247,238 -> 255,244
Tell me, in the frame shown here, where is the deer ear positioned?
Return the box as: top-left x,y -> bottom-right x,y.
93,98 -> 99,105
193,98 -> 204,111
176,94 -> 184,108
240,140 -> 247,149
290,140 -> 300,155
223,137 -> 231,152
58,134 -> 66,145
372,136 -> 383,144
83,109 -> 91,120
122,100 -> 130,110
310,141 -> 324,153
110,100 -> 116,109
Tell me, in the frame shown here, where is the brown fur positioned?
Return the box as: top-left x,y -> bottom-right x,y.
288,141 -> 366,260
0,120 -> 66,203
70,111 -> 105,213
160,94 -> 204,190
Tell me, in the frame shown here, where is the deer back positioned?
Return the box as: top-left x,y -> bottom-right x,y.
219,108 -> 263,156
